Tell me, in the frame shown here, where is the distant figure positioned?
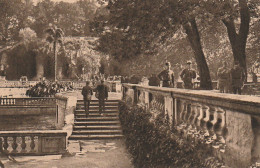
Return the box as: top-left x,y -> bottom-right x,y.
251,70 -> 257,83
217,62 -> 230,93
180,61 -> 196,89
81,81 -> 93,117
130,75 -> 141,84
230,61 -> 245,95
96,80 -> 109,115
148,74 -> 160,86
158,62 -> 174,87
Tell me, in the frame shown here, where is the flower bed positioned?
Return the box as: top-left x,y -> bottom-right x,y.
119,101 -> 224,168
26,81 -> 73,97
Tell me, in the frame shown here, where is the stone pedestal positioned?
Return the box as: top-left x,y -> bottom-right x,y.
0,76 -> 6,81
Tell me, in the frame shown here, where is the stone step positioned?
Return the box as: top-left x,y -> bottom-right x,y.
76,106 -> 118,110
77,100 -> 119,103
68,134 -> 123,140
72,130 -> 122,135
75,117 -> 119,121
76,102 -> 119,106
73,125 -> 122,130
75,113 -> 119,117
74,110 -> 118,113
76,105 -> 118,107
74,121 -> 120,126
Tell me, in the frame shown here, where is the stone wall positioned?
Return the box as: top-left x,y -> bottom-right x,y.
122,84 -> 260,168
55,93 -> 77,138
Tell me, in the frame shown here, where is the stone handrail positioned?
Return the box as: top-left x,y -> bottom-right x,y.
122,83 -> 260,168
0,97 -> 56,106
0,130 -> 67,155
0,81 -> 38,88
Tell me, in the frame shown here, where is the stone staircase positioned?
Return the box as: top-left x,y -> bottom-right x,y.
69,100 -> 123,140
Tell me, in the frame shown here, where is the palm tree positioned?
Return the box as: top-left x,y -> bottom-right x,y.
44,27 -> 64,81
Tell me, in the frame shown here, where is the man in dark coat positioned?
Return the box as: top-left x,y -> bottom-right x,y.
148,74 -> 160,86
217,62 -> 230,93
230,61 -> 245,94
158,62 -> 175,87
82,81 -> 93,116
95,80 -> 108,115
180,61 -> 196,89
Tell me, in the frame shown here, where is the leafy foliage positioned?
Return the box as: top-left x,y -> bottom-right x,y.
119,102 -> 224,168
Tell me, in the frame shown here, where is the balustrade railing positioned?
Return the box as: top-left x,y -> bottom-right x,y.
0,130 -> 67,155
0,97 -> 56,106
122,83 -> 260,168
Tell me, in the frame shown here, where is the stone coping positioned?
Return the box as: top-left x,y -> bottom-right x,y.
0,130 -> 67,136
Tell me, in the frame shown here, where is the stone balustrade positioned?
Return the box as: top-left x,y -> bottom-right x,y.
0,130 -> 67,155
122,83 -> 260,168
0,97 -> 56,106
0,98 -> 56,115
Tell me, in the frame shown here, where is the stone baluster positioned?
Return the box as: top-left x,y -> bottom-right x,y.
11,136 -> 18,153
183,103 -> 191,122
202,106 -> 211,142
3,136 -> 8,153
214,108 -> 227,145
21,136 -> 26,153
0,137 -> 2,152
187,103 -> 196,126
207,107 -> 217,143
179,100 -> 186,122
30,136 -> 35,152
189,104 -> 200,136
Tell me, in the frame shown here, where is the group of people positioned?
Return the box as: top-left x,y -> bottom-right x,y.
81,80 -> 109,117
148,60 -> 245,94
26,81 -> 73,97
149,61 -> 197,89
217,61 -> 245,94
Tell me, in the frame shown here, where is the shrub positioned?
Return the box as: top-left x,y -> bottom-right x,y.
119,101 -> 224,168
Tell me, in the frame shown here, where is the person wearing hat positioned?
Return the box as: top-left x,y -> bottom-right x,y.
230,61 -> 245,94
82,81 -> 93,117
217,62 -> 230,93
180,61 -> 196,89
95,79 -> 109,115
158,62 -> 175,87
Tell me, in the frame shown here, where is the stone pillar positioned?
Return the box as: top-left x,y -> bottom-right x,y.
133,86 -> 138,105
164,96 -> 173,126
224,110 -> 254,168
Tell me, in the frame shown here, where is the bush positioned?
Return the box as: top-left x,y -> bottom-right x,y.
119,102 -> 224,168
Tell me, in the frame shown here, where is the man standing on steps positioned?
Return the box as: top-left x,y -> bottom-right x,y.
82,81 -> 93,117
95,80 -> 108,115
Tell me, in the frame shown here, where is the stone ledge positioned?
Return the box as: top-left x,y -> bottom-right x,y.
0,130 -> 67,136
123,84 -> 260,115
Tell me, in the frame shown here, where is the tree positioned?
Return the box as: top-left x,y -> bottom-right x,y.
0,0 -> 25,43
94,0 -> 213,89
222,0 -> 250,77
45,27 -> 64,81
31,0 -> 56,37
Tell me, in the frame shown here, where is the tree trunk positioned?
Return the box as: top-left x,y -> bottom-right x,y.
33,52 -> 44,80
222,0 -> 250,80
183,18 -> 212,90
54,41 -> 57,81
